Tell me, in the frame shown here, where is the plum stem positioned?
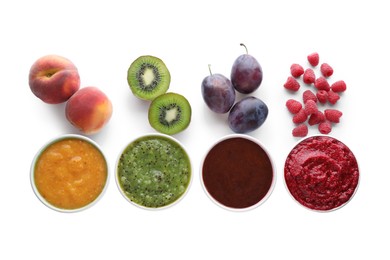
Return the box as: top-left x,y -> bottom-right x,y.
240,43 -> 248,54
208,64 -> 213,75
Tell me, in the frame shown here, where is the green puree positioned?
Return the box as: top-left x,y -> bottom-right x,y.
117,135 -> 191,208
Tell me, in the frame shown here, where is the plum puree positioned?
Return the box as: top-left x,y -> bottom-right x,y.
284,136 -> 359,211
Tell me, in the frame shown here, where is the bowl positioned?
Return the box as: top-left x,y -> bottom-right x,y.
115,133 -> 192,210
200,134 -> 276,211
30,134 -> 109,213
283,135 -> 360,212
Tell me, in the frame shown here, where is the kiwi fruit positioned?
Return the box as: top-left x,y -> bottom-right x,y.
127,55 -> 171,100
148,92 -> 191,135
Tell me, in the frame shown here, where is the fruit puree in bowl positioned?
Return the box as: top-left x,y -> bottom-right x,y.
200,134 -> 276,211
284,135 -> 359,211
31,134 -> 108,212
116,133 -> 192,210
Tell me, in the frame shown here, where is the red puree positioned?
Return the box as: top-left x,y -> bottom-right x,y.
284,136 -> 359,211
202,137 -> 274,209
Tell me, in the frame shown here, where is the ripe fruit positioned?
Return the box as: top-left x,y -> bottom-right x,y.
314,76 -> 331,91
148,92 -> 191,135
303,68 -> 316,84
307,52 -> 320,67
29,54 -> 80,104
320,63 -> 334,77
230,43 -> 263,94
302,90 -> 317,104
283,76 -> 300,91
228,96 -> 268,133
286,99 -> 302,114
331,80 -> 347,92
324,109 -> 343,123
290,64 -> 304,78
127,55 -> 170,100
201,65 -> 236,113
65,86 -> 113,135
292,108 -> 308,124
318,120 -> 332,134
292,124 -> 308,137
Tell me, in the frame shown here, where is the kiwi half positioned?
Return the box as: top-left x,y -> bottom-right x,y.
148,92 -> 191,135
127,55 -> 171,100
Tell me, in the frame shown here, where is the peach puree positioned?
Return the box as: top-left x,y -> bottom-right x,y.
34,138 -> 107,210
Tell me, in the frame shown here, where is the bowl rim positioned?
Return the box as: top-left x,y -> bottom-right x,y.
199,133 -> 277,212
114,132 -> 193,211
283,134 -> 360,212
30,134 -> 110,213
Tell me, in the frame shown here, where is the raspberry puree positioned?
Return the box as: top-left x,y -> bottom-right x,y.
284,136 -> 359,211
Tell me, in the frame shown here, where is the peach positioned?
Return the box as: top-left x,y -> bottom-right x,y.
29,54 -> 80,104
65,87 -> 113,135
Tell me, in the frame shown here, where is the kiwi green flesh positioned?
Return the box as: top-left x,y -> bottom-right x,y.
148,93 -> 191,135
127,55 -> 171,100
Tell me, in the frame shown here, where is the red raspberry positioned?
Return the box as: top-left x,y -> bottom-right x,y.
303,68 -> 316,84
324,109 -> 342,123
284,76 -> 300,91
320,63 -> 334,77
327,90 -> 340,104
316,90 -> 328,103
290,64 -> 304,78
292,124 -> 308,137
286,99 -> 302,114
308,110 -> 325,125
307,52 -> 320,67
302,90 -> 317,103
304,100 -> 318,115
314,77 -> 330,91
292,108 -> 308,124
318,120 -> 332,134
331,80 -> 347,92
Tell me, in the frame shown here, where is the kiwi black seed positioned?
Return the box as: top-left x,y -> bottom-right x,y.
148,92 -> 191,135
127,55 -> 171,100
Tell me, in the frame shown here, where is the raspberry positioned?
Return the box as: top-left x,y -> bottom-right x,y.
327,90 -> 340,104
331,80 -> 347,92
286,99 -> 302,114
308,110 -> 325,126
303,68 -> 316,84
292,124 -> 308,137
302,90 -> 317,103
292,108 -> 308,124
304,100 -> 318,115
314,77 -> 330,91
316,90 -> 328,103
307,52 -> 320,67
324,109 -> 342,123
290,63 -> 304,78
318,120 -> 332,134
284,76 -> 300,91
320,63 -> 334,77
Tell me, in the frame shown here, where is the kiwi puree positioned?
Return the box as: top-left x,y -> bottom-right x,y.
117,135 -> 191,208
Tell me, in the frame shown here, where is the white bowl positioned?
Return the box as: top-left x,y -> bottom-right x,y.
115,133 -> 193,210
30,134 -> 109,213
200,134 -> 276,212
283,134 -> 360,212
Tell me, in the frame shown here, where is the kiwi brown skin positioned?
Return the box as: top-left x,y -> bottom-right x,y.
148,92 -> 191,135
127,55 -> 171,100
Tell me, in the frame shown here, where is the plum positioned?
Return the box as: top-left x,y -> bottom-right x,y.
201,65 -> 236,113
230,44 -> 263,94
228,96 -> 268,133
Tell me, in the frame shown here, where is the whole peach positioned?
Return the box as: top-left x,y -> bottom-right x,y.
29,54 -> 80,104
65,87 -> 113,135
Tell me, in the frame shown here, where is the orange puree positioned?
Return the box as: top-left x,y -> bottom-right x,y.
34,138 -> 107,210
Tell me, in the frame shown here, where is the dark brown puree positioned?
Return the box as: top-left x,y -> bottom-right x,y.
202,137 -> 273,209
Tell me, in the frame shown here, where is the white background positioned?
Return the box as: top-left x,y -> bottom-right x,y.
1,0 -> 388,259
